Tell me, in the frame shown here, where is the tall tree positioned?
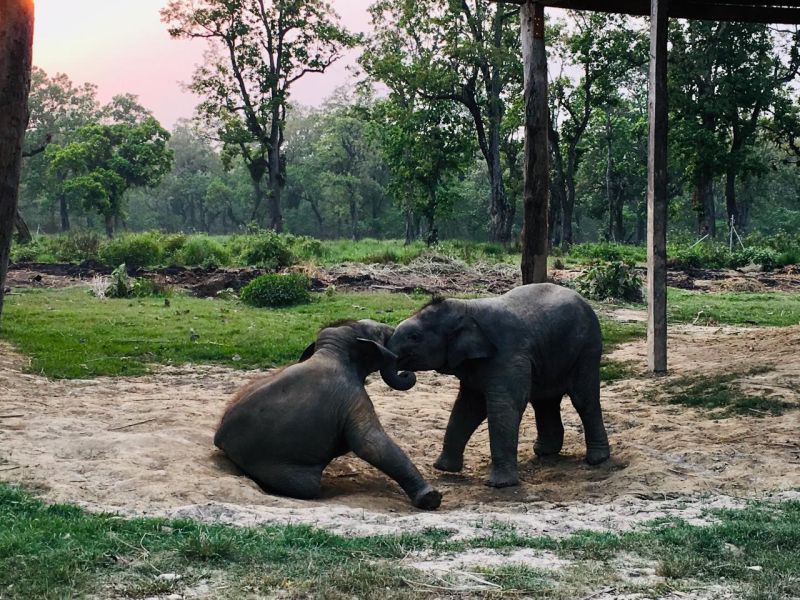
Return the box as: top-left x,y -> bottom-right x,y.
362,0 -> 522,243
669,21 -> 800,236
548,12 -> 646,248
162,0 -> 358,232
0,0 -> 35,325
20,67 -> 99,231
47,118 -> 173,237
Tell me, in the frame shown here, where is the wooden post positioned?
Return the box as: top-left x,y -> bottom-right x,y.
646,0 -> 668,373
520,0 -> 549,284
0,0 -> 35,326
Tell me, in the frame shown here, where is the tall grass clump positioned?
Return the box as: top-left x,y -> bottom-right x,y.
231,231 -> 296,270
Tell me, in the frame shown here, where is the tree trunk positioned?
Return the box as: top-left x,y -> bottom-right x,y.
14,209 -> 31,243
403,210 -> 418,246
694,170 -> 715,238
104,214 -> 114,238
561,168 -> 575,249
267,122 -> 284,233
0,0 -> 35,325
724,164 -> 738,232
59,193 -> 70,231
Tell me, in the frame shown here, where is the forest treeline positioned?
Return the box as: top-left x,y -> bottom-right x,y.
15,1 -> 800,246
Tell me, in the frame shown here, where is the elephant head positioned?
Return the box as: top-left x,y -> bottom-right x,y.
388,298 -> 496,374
299,319 -> 417,391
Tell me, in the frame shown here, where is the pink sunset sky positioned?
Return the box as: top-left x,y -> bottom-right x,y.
32,0 -> 375,129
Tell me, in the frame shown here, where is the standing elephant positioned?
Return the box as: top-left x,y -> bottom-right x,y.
388,283 -> 610,488
214,319 -> 442,509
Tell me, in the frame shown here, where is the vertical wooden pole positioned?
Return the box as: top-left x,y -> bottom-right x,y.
0,0 -> 35,327
520,0 -> 549,284
647,0 -> 668,373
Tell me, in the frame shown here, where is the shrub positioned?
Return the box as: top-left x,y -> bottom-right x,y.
286,234 -> 325,259
104,264 -> 132,299
10,238 -> 46,263
177,237 -> 230,268
161,233 -> 187,263
669,244 -> 729,270
730,247 -> 780,271
234,232 -> 295,270
101,233 -> 163,269
240,273 -> 311,307
575,261 -> 643,303
49,232 -> 102,263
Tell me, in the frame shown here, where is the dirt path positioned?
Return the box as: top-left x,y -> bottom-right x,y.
1,322 -> 798,538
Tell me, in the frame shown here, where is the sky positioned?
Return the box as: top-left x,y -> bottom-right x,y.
32,0 -> 375,129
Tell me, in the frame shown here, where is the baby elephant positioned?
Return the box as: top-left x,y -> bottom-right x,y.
214,319 -> 442,510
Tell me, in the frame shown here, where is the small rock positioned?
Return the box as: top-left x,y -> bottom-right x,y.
158,573 -> 182,581
746,565 -> 763,571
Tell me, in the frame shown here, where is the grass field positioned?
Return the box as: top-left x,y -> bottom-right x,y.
0,484 -> 797,599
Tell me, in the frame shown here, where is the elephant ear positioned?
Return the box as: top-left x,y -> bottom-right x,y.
447,316 -> 496,370
298,342 -> 316,362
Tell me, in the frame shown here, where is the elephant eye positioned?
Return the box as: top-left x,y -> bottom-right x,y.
410,332 -> 422,342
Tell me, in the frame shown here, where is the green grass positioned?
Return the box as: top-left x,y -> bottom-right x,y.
1,483 -> 798,599
2,288 -> 649,380
1,288 -> 423,378
668,289 -> 800,327
659,366 -> 796,417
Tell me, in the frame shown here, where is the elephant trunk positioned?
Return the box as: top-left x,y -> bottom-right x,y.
379,361 -> 417,391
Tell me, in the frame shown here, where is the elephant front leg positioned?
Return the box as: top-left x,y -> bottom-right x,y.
346,398 -> 442,510
485,387 -> 528,488
434,383 -> 486,473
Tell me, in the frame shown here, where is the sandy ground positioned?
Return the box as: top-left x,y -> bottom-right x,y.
1,318 -> 798,541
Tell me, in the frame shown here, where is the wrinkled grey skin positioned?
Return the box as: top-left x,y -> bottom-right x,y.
388,283 -> 610,488
214,319 -> 442,509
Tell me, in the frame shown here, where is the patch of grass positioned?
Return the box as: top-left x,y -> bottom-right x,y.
600,359 -> 634,382
600,319 -> 647,349
1,288 -> 424,378
659,366 -> 795,417
668,289 -> 800,327
3,288 -> 644,380
1,484 -> 798,599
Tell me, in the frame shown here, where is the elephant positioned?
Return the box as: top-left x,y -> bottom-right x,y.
388,283 -> 610,488
214,319 -> 443,509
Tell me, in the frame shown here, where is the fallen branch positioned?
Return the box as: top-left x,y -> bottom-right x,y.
0,414 -> 24,419
109,418 -> 157,432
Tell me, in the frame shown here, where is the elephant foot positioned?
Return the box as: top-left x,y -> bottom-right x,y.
533,438 -> 563,457
486,466 -> 519,488
433,454 -> 463,473
586,445 -> 610,466
412,486 -> 443,510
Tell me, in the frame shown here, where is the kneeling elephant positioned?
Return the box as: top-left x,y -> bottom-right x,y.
215,319 -> 442,509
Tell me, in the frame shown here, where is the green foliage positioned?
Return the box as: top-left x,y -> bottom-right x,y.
104,264 -> 132,299
569,243 -> 647,264
239,274 -> 311,308
100,233 -> 163,269
176,236 -> 230,268
575,261 -> 644,302
232,231 -> 296,270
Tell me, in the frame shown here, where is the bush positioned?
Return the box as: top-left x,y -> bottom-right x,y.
575,261 -> 643,303
101,233 -> 163,269
104,264 -> 132,299
161,233 -> 187,263
240,273 -> 311,307
49,232 -> 102,263
234,232 -> 296,270
177,237 -> 230,268
669,244 -> 729,270
729,247 -> 780,271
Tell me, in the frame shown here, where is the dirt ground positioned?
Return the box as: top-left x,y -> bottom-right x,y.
1,317 -> 798,538
8,259 -> 800,296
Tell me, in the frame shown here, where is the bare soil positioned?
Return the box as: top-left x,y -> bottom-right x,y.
1,320 -> 798,538
8,259 -> 800,295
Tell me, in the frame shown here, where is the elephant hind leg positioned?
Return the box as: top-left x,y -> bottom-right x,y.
531,394 -> 565,457
247,463 -> 323,500
568,355 -> 610,465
